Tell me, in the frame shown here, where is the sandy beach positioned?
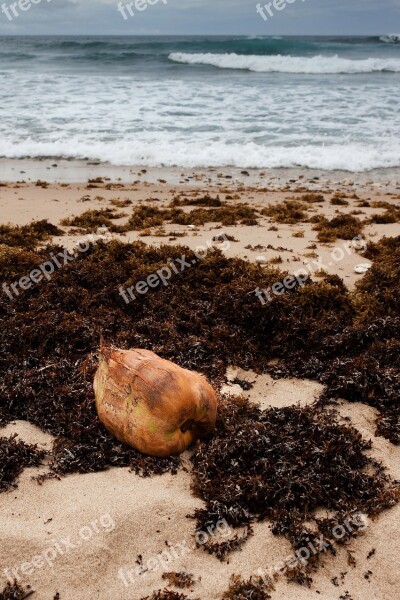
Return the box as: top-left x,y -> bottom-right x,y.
1,164 -> 399,600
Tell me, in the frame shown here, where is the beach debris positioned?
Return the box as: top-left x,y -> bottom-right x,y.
0,220 -> 63,250
0,436 -> 45,493
141,590 -> 196,600
313,214 -> 364,243
354,263 -> 372,274
0,233 -> 399,471
161,572 -> 195,589
0,582 -> 35,599
190,396 -> 400,573
60,208 -> 126,233
261,200 -> 308,224
94,345 -> 218,457
169,194 -> 224,208
222,575 -> 273,599
301,192 -> 325,203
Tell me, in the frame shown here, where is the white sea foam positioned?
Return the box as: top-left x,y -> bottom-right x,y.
168,52 -> 400,73
380,34 -> 400,44
0,139 -> 399,172
0,59 -> 399,172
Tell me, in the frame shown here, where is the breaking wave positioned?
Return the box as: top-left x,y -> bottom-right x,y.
168,52 -> 400,74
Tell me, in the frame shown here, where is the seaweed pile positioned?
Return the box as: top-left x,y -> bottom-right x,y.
60,209 -> 127,233
0,436 -> 45,492
167,205 -> 258,227
261,200 -> 308,224
312,214 -> 364,243
370,209 -> 400,224
190,397 -> 398,576
0,221 -> 399,594
169,194 -> 224,207
0,221 -> 63,251
0,238 -> 283,474
0,230 -> 399,467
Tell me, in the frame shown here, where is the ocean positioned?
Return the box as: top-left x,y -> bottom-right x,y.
0,35 -> 399,172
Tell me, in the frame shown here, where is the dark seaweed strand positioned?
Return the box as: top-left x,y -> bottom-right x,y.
0,436 -> 45,492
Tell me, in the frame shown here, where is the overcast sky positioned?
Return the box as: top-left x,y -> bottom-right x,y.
0,0 -> 399,35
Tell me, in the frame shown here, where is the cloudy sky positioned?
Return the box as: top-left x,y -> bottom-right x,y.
0,0 -> 399,35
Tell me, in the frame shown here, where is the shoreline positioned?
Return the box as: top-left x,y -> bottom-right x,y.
1,158 -> 400,188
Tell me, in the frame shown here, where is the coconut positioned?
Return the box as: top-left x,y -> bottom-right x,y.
94,344 -> 218,457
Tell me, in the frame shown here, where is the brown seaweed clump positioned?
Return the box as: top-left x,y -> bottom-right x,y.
190,397 -> 399,570
0,436 -> 45,492
261,200 -> 308,224
61,209 -> 126,232
222,575 -> 272,600
127,206 -> 174,230
300,193 -> 325,204
169,205 -> 258,227
169,194 -> 224,207
161,572 -> 195,589
114,203 -> 259,231
0,582 -> 34,600
0,240 -> 282,475
330,196 -> 349,206
313,214 -> 364,243
0,220 -> 63,250
141,590 -> 195,600
369,208 -> 400,224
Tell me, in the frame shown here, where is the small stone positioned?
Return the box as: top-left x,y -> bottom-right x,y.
355,263 -> 372,274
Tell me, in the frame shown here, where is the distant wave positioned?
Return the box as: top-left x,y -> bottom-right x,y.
380,34 -> 400,44
168,52 -> 400,74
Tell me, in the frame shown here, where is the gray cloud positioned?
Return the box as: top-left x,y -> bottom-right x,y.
0,0 -> 399,35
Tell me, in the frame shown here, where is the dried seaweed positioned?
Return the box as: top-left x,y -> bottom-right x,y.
0,221 -> 63,250
161,572 -> 195,589
1,233 -> 399,475
222,575 -> 272,600
141,590 -> 195,600
369,208 -> 400,224
60,209 -> 126,232
0,436 -> 45,492
313,214 -> 364,243
169,194 -> 224,207
169,205 -> 258,227
0,224 -> 399,589
200,526 -> 253,560
300,193 -> 324,204
0,240 -> 282,474
0,583 -> 34,600
261,200 -> 308,224
330,197 -> 349,206
127,206 -> 174,230
190,397 -> 398,567
114,204 -> 259,231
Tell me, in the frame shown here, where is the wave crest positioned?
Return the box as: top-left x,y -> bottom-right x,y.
380,34 -> 400,44
168,52 -> 400,74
